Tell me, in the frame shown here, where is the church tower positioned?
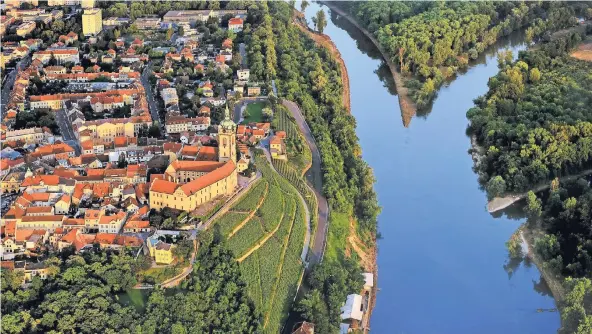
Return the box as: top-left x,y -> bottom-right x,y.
218,104 -> 237,164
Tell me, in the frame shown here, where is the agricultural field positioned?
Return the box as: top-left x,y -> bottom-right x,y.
232,180 -> 268,212
272,105 -> 312,174
227,217 -> 266,257
213,151 -> 307,333
214,212 -> 250,237
274,159 -> 318,236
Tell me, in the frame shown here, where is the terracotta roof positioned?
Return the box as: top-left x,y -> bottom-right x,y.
53,167 -> 79,178
169,160 -> 225,173
3,220 -> 16,237
21,175 -> 60,187
85,209 -> 101,220
150,179 -> 178,194
124,220 -> 149,229
63,218 -> 85,226
22,192 -> 52,202
179,160 -> 235,196
95,233 -> 117,245
99,212 -> 125,225
25,206 -> 53,214
20,215 -> 64,222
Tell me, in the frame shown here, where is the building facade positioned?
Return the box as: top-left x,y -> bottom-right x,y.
82,8 -> 102,36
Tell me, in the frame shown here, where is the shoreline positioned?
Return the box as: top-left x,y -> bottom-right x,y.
293,12 -> 351,114
469,135 -> 592,213
293,9 -> 378,332
322,1 -> 418,127
521,223 -> 565,329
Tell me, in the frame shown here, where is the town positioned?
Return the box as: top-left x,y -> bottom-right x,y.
0,1 -> 375,334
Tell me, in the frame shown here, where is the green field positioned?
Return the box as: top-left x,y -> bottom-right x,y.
242,101 -> 267,124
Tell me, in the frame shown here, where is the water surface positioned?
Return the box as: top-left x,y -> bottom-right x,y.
303,2 -> 560,333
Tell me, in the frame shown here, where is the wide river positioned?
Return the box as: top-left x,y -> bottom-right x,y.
303,2 -> 560,333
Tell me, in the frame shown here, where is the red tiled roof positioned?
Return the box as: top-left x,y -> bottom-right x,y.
179,160 -> 235,196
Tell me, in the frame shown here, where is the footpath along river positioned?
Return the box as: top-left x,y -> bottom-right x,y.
303,2 -> 560,333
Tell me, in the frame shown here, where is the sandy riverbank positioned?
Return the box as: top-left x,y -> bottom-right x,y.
322,2 -> 417,127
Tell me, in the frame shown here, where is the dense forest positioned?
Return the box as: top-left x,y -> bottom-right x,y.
1,234 -> 260,333
467,29 -> 592,197
246,1 -> 380,234
338,1 -> 586,108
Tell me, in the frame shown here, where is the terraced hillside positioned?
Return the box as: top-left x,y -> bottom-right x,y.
211,152 -> 306,334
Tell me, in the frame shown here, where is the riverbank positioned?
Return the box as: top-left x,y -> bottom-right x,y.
322,1 -> 417,127
521,223 -> 566,330
293,12 -> 351,114
486,169 -> 592,213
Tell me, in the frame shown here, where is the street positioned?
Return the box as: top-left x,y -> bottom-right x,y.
140,61 -> 163,127
0,55 -> 30,116
55,108 -> 81,154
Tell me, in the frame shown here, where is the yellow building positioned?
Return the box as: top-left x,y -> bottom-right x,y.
270,135 -> 286,159
81,0 -> 95,8
149,240 -> 174,264
16,22 -> 36,37
76,117 -> 151,141
150,160 -> 237,212
218,104 -> 236,164
17,215 -> 64,232
82,8 -> 102,36
1,172 -> 25,194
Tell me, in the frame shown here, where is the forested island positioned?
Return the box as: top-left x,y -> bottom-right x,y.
336,2 -> 585,110
465,9 -> 592,332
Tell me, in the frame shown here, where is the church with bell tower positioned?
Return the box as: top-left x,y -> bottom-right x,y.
218,104 -> 237,164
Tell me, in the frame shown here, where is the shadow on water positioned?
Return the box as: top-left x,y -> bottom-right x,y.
327,9 -> 398,97
328,3 -> 529,123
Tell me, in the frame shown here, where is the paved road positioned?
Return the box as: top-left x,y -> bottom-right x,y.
141,61 -> 162,126
55,108 -> 81,154
282,100 -> 329,265
239,43 -> 247,68
1,55 -> 30,116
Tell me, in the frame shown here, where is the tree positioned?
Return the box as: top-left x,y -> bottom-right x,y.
312,10 -> 327,34
262,107 -> 273,121
525,191 -> 542,219
166,27 -> 174,40
529,67 -> 541,82
486,176 -> 506,199
301,0 -> 309,12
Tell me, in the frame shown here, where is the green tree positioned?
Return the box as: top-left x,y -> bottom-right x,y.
526,191 -> 542,219
486,176 -> 506,199
301,0 -> 309,13
312,9 -> 327,34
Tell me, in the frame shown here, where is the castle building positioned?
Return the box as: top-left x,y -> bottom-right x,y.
149,104 -> 238,213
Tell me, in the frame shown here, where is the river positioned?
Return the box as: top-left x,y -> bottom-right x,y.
303,2 -> 560,333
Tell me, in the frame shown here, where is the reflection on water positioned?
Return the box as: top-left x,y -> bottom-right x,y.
303,1 -> 559,332
533,275 -> 553,298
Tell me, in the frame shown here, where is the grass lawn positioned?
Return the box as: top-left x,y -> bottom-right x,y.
242,102 -> 266,124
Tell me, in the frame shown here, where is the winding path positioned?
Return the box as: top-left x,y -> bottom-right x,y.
282,100 -> 329,264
